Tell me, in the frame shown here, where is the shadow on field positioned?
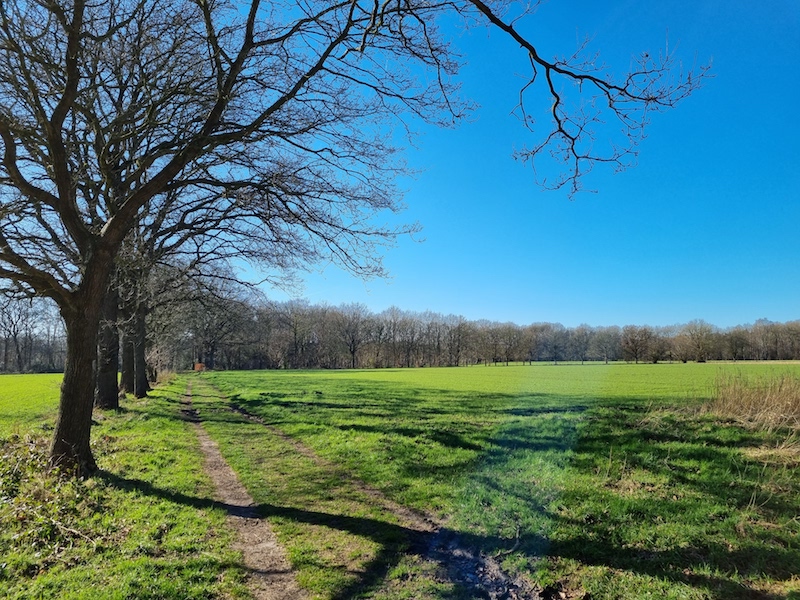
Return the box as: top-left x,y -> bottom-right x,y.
97,469 -> 546,599
227,380 -> 557,451
466,401 -> 800,600
159,374 -> 800,599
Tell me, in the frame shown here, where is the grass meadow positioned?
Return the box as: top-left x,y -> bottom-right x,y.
0,373 -> 62,435
2,362 -> 800,599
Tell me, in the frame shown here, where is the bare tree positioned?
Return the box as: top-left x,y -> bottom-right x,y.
0,0 -> 705,473
0,293 -> 35,372
522,323 -> 548,363
398,311 -> 421,368
444,314 -> 471,367
570,324 -> 593,364
338,303 -> 370,369
620,324 -> 653,364
144,261 -> 250,371
498,322 -> 523,365
367,314 -> 387,368
541,322 -> 568,364
680,319 -> 716,363
644,327 -> 672,364
589,325 -> 620,364
35,299 -> 66,372
722,326 -> 750,362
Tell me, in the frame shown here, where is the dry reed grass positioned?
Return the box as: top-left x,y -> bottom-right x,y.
709,373 -> 800,431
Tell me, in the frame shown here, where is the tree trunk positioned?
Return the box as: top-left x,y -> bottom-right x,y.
50,275 -> 109,474
205,341 -> 216,370
133,301 -> 150,398
95,283 -> 119,409
13,333 -> 23,372
119,305 -> 135,395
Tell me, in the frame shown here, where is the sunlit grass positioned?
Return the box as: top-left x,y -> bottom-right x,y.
3,364 -> 800,599
0,373 -> 61,435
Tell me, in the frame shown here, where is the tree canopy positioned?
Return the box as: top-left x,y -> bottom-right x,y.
0,0 -> 706,473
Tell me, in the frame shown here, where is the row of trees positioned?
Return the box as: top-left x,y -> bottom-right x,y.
6,286 -> 797,375
0,296 -> 65,373
146,289 -> 800,370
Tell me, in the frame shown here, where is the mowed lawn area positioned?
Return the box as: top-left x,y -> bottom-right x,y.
2,363 -> 800,599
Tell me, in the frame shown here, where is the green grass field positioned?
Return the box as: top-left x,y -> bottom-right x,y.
2,363 -> 799,599
0,373 -> 62,435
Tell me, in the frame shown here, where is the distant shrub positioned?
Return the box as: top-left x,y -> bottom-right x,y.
155,370 -> 177,385
709,373 -> 800,431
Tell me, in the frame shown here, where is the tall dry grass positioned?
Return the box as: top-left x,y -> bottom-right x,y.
709,373 -> 800,431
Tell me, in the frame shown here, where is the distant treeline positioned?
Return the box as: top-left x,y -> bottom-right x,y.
2,292 -> 799,374
132,284 -> 800,373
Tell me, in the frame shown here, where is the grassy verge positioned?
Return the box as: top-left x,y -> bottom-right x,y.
0,377 -> 249,600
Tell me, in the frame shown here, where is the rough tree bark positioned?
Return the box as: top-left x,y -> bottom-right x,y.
50,258 -> 113,473
94,280 -> 119,410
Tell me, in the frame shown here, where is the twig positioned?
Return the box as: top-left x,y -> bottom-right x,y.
29,507 -> 98,548
492,523 -> 521,559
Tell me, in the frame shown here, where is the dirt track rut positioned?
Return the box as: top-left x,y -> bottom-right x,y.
185,378 -> 547,599
184,382 -> 307,600
226,399 -> 544,600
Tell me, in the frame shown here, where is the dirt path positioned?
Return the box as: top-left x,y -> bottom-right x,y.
184,377 -> 549,599
183,383 -> 308,600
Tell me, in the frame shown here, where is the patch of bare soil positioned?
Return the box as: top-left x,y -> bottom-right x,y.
183,384 -> 307,600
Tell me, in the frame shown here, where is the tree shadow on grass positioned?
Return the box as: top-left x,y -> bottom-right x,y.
548,531 -> 794,600
180,376 -> 800,599
570,408 -> 800,517
466,403 -> 800,600
97,470 -> 543,600
100,450 -> 799,600
227,381 -> 539,460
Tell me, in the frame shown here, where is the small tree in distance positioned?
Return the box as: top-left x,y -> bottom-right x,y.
0,0 -> 707,474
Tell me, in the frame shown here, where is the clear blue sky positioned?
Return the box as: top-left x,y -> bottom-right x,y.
265,1 -> 800,329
